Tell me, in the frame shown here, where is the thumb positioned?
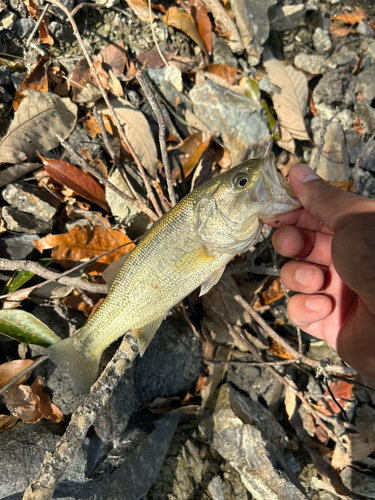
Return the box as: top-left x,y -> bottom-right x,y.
289,164 -> 374,232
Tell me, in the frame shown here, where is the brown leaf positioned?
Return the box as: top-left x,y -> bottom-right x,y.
316,380 -> 354,416
38,19 -> 54,45
205,64 -> 240,85
0,359 -> 34,389
170,131 -> 213,184
5,385 -> 42,423
136,47 -> 176,69
252,276 -> 285,310
329,24 -> 355,38
83,113 -> 101,138
0,414 -> 19,433
79,148 -> 108,178
99,41 -> 127,75
332,6 -> 367,24
37,153 -> 110,212
62,290 -> 95,315
268,338 -> 294,360
124,0 -> 155,21
189,0 -> 212,54
34,225 -> 135,270
20,55 -> 50,93
164,7 -> 208,61
31,376 -> 63,423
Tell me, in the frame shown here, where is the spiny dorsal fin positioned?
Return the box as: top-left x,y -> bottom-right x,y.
103,252 -> 132,289
133,316 -> 164,355
199,265 -> 226,296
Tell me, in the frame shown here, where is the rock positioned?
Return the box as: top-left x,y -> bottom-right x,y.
269,4 -> 305,31
354,168 -> 375,199
48,21 -> 75,44
312,70 -> 356,109
0,234 -> 40,260
2,206 -> 54,234
345,130 -> 363,165
356,66 -> 375,101
0,11 -> 15,30
208,475 -> 225,500
340,467 -> 375,498
13,18 -> 35,38
2,182 -> 60,221
312,28 -> 331,54
0,65 -> 11,86
67,125 -> 103,164
229,0 -> 277,65
330,50 -> 357,67
0,85 -> 12,103
0,420 -> 89,499
164,65 -> 183,92
105,167 -> 150,239
360,39 -> 375,59
199,384 -> 306,499
362,140 -> 375,172
189,74 -> 270,164
134,312 -> 203,404
356,20 -> 374,37
212,33 -> 239,68
355,100 -> 375,134
294,53 -> 336,75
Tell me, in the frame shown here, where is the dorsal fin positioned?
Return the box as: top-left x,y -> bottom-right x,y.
103,252 -> 132,289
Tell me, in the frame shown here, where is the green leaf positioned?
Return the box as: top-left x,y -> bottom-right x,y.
5,258 -> 51,294
0,309 -> 60,348
244,79 -> 261,104
261,101 -> 280,140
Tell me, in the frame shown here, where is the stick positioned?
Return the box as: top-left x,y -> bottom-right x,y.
0,356 -> 48,396
136,72 -> 177,207
26,4 -> 50,47
23,333 -> 139,500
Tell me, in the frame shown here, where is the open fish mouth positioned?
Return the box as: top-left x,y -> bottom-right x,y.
250,153 -> 301,219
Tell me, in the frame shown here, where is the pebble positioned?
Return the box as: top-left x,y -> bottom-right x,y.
312,28 -> 331,54
2,206 -> 53,234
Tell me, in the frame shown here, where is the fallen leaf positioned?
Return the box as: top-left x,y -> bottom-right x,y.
316,379 -> 354,416
205,64 -> 239,85
201,343 -> 230,405
24,0 -> 53,45
0,162 -> 41,188
4,258 -> 50,295
164,7 -> 208,61
0,90 -> 77,165
264,59 -> 310,142
0,414 -> 19,433
5,385 -> 42,423
332,6 -> 367,24
20,55 -> 50,93
170,131 -> 213,184
79,148 -> 108,178
83,113 -> 101,138
2,288 -> 33,310
99,40 -> 127,75
268,338 -> 294,360
252,277 -> 285,309
35,225 -> 135,271
37,153 -> 110,212
124,0 -> 155,22
108,69 -> 124,97
0,309 -> 61,347
329,24 -> 355,38
62,290 -> 95,315
189,0 -> 212,54
0,359 -> 34,389
98,97 -> 158,178
136,47 -> 176,69
31,376 -> 64,423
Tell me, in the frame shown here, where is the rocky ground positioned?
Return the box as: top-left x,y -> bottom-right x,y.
0,0 -> 375,499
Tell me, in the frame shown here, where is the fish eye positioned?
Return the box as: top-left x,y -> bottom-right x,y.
232,172 -> 249,189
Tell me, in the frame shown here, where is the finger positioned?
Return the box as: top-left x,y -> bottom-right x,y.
287,293 -> 333,328
280,261 -> 326,293
264,207 -> 332,234
288,164 -> 375,232
273,226 -> 333,266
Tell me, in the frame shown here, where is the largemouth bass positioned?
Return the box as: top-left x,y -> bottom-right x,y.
47,153 -> 301,393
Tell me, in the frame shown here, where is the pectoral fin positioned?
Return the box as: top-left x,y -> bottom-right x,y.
133,316 -> 164,355
103,252 -> 132,289
199,265 -> 226,296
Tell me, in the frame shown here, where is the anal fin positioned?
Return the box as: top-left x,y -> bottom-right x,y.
199,265 -> 226,296
133,316 -> 164,356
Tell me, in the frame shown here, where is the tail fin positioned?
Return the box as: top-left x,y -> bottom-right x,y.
47,337 -> 100,394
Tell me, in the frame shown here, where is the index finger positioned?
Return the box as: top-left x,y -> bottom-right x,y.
263,207 -> 333,234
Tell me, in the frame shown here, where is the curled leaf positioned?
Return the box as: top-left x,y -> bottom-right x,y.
31,376 -> 64,423
0,359 -> 34,389
5,385 -> 42,423
0,414 -> 19,433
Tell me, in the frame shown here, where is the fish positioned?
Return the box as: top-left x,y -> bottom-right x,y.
47,153 -> 301,393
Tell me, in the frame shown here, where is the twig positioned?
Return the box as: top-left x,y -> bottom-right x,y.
204,358 -> 296,367
23,333 -> 139,500
57,134 -> 159,222
137,72 -> 176,207
151,180 -> 171,213
26,3 -> 49,47
312,109 -> 341,172
147,0 -> 169,67
70,2 -> 105,17
351,129 -> 375,183
46,0 -> 163,218
0,356 -> 48,396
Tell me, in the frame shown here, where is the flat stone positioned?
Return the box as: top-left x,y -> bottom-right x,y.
2,206 -> 54,234
164,64 -> 183,92
269,4 -> 305,31
312,28 -> 331,54
208,475 -> 225,500
212,33 -> 239,68
13,18 -> 35,38
2,182 -> 60,221
294,53 -> 336,75
0,234 -> 40,260
356,20 -> 374,37
356,66 -> 375,101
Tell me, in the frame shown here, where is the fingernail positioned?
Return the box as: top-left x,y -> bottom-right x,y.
276,227 -> 289,249
306,296 -> 326,312
295,268 -> 314,287
291,164 -> 320,183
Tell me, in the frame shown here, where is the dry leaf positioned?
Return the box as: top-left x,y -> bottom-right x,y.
24,0 -> 53,45
0,359 -> 34,389
170,131 -> 213,184
99,41 -> 127,75
201,343 -> 230,405
264,59 -> 310,142
62,290 -> 95,315
83,113 -> 101,138
31,376 -> 63,423
252,277 -> 285,309
316,379 -> 353,416
124,0 -> 155,22
329,24 -> 355,38
268,338 -> 294,360
164,7 -> 208,61
189,0 -> 212,54
205,64 -> 240,85
136,47 -> 176,69
332,6 -> 367,25
37,153 -> 110,212
0,414 -> 19,433
5,385 -> 42,423
0,90 -> 77,165
20,55 -> 50,93
35,225 -> 135,270
108,69 -> 124,97
98,97 -> 158,178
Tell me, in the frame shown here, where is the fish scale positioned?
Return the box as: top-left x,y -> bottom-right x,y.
47,153 -> 301,393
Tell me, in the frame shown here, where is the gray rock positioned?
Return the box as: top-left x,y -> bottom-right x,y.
362,140 -> 375,172
208,475 -> 225,500
345,129 -> 363,164
230,0 -> 277,65
66,125 -> 103,164
199,384 -> 306,500
2,182 -> 60,221
2,206 -> 54,234
13,18 -> 35,38
0,85 -> 12,103
312,28 -> 331,54
48,21 -> 75,44
105,167 -> 150,239
212,32 -> 239,68
0,64 -> 11,86
134,312 -> 203,404
330,50 -> 357,67
340,467 -> 375,498
189,74 -> 270,164
0,234 -> 40,260
354,168 -> 375,199
356,66 -> 375,101
294,53 -> 336,75
360,38 -> 375,59
355,99 -> 375,134
269,4 -> 305,31
0,420 -> 89,499
356,20 -> 374,37
0,11 -> 15,30
312,70 -> 356,109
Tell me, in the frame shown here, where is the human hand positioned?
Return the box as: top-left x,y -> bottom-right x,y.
264,164 -> 375,380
